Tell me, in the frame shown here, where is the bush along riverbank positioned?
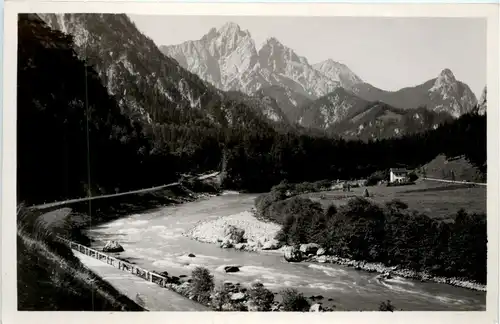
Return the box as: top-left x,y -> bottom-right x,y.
252,183 -> 487,291
158,265 -> 334,312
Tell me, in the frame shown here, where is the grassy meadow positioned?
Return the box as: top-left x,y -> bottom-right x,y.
300,180 -> 486,222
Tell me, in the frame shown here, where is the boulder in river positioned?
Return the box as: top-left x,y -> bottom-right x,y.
317,255 -> 327,263
310,303 -> 324,312
224,265 -> 241,273
262,239 -> 281,250
102,240 -> 124,253
299,243 -> 320,255
220,238 -> 233,249
234,243 -> 247,250
316,248 -> 326,256
230,292 -> 247,301
284,246 -> 303,262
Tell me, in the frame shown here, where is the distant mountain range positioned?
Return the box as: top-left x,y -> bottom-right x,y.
37,16 -> 483,141
161,21 -> 481,135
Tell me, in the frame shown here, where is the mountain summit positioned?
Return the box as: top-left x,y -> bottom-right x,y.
313,59 -> 363,90
161,22 -> 361,100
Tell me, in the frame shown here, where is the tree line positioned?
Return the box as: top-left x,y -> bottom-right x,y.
256,184 -> 486,284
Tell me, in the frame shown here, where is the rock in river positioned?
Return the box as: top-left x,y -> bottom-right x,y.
224,265 -> 241,273
310,303 -> 324,312
284,246 -> 303,262
299,243 -> 320,255
262,239 -> 281,250
102,240 -> 124,253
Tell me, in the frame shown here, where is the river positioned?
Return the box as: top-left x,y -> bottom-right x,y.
84,192 -> 486,311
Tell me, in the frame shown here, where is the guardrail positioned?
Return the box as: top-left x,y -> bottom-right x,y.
422,177 -> 487,186
56,236 -> 170,288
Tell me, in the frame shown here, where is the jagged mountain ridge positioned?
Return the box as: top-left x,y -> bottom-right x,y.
36,14 -> 278,131
161,22 -> 362,101
161,21 -> 479,123
298,86 -> 455,141
351,69 -> 478,118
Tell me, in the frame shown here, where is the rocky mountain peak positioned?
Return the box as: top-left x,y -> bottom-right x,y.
477,86 -> 487,115
437,68 -> 457,84
258,37 -> 305,71
313,59 -> 363,89
219,21 -> 241,34
427,68 -> 477,118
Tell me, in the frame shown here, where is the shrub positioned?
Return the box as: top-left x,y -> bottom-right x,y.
248,282 -> 274,311
408,172 -> 418,182
280,288 -> 310,312
210,284 -> 231,311
384,199 -> 409,212
366,170 -> 388,186
325,204 -> 338,219
379,300 -> 395,312
224,225 -> 245,243
190,267 -> 214,304
271,197 -> 326,245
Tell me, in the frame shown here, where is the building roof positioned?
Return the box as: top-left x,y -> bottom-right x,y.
390,168 -> 408,173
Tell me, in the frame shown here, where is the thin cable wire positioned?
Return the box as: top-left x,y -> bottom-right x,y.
84,56 -> 94,311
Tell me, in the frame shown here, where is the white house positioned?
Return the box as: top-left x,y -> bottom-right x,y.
389,168 -> 409,183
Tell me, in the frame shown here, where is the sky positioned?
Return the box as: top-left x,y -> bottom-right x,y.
129,15 -> 486,97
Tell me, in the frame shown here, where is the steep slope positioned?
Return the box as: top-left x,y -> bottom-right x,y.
223,90 -> 288,124
330,103 -> 454,141
312,59 -> 363,90
161,22 -> 265,95
17,205 -> 144,311
477,86 -> 487,115
420,154 -> 485,183
351,69 -> 477,118
299,87 -> 369,129
257,37 -> 342,98
255,85 -> 313,122
37,14 -> 273,130
18,13 -> 156,204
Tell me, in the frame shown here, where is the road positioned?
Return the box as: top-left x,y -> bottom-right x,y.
32,171 -> 221,210
73,250 -> 209,311
422,177 -> 486,186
